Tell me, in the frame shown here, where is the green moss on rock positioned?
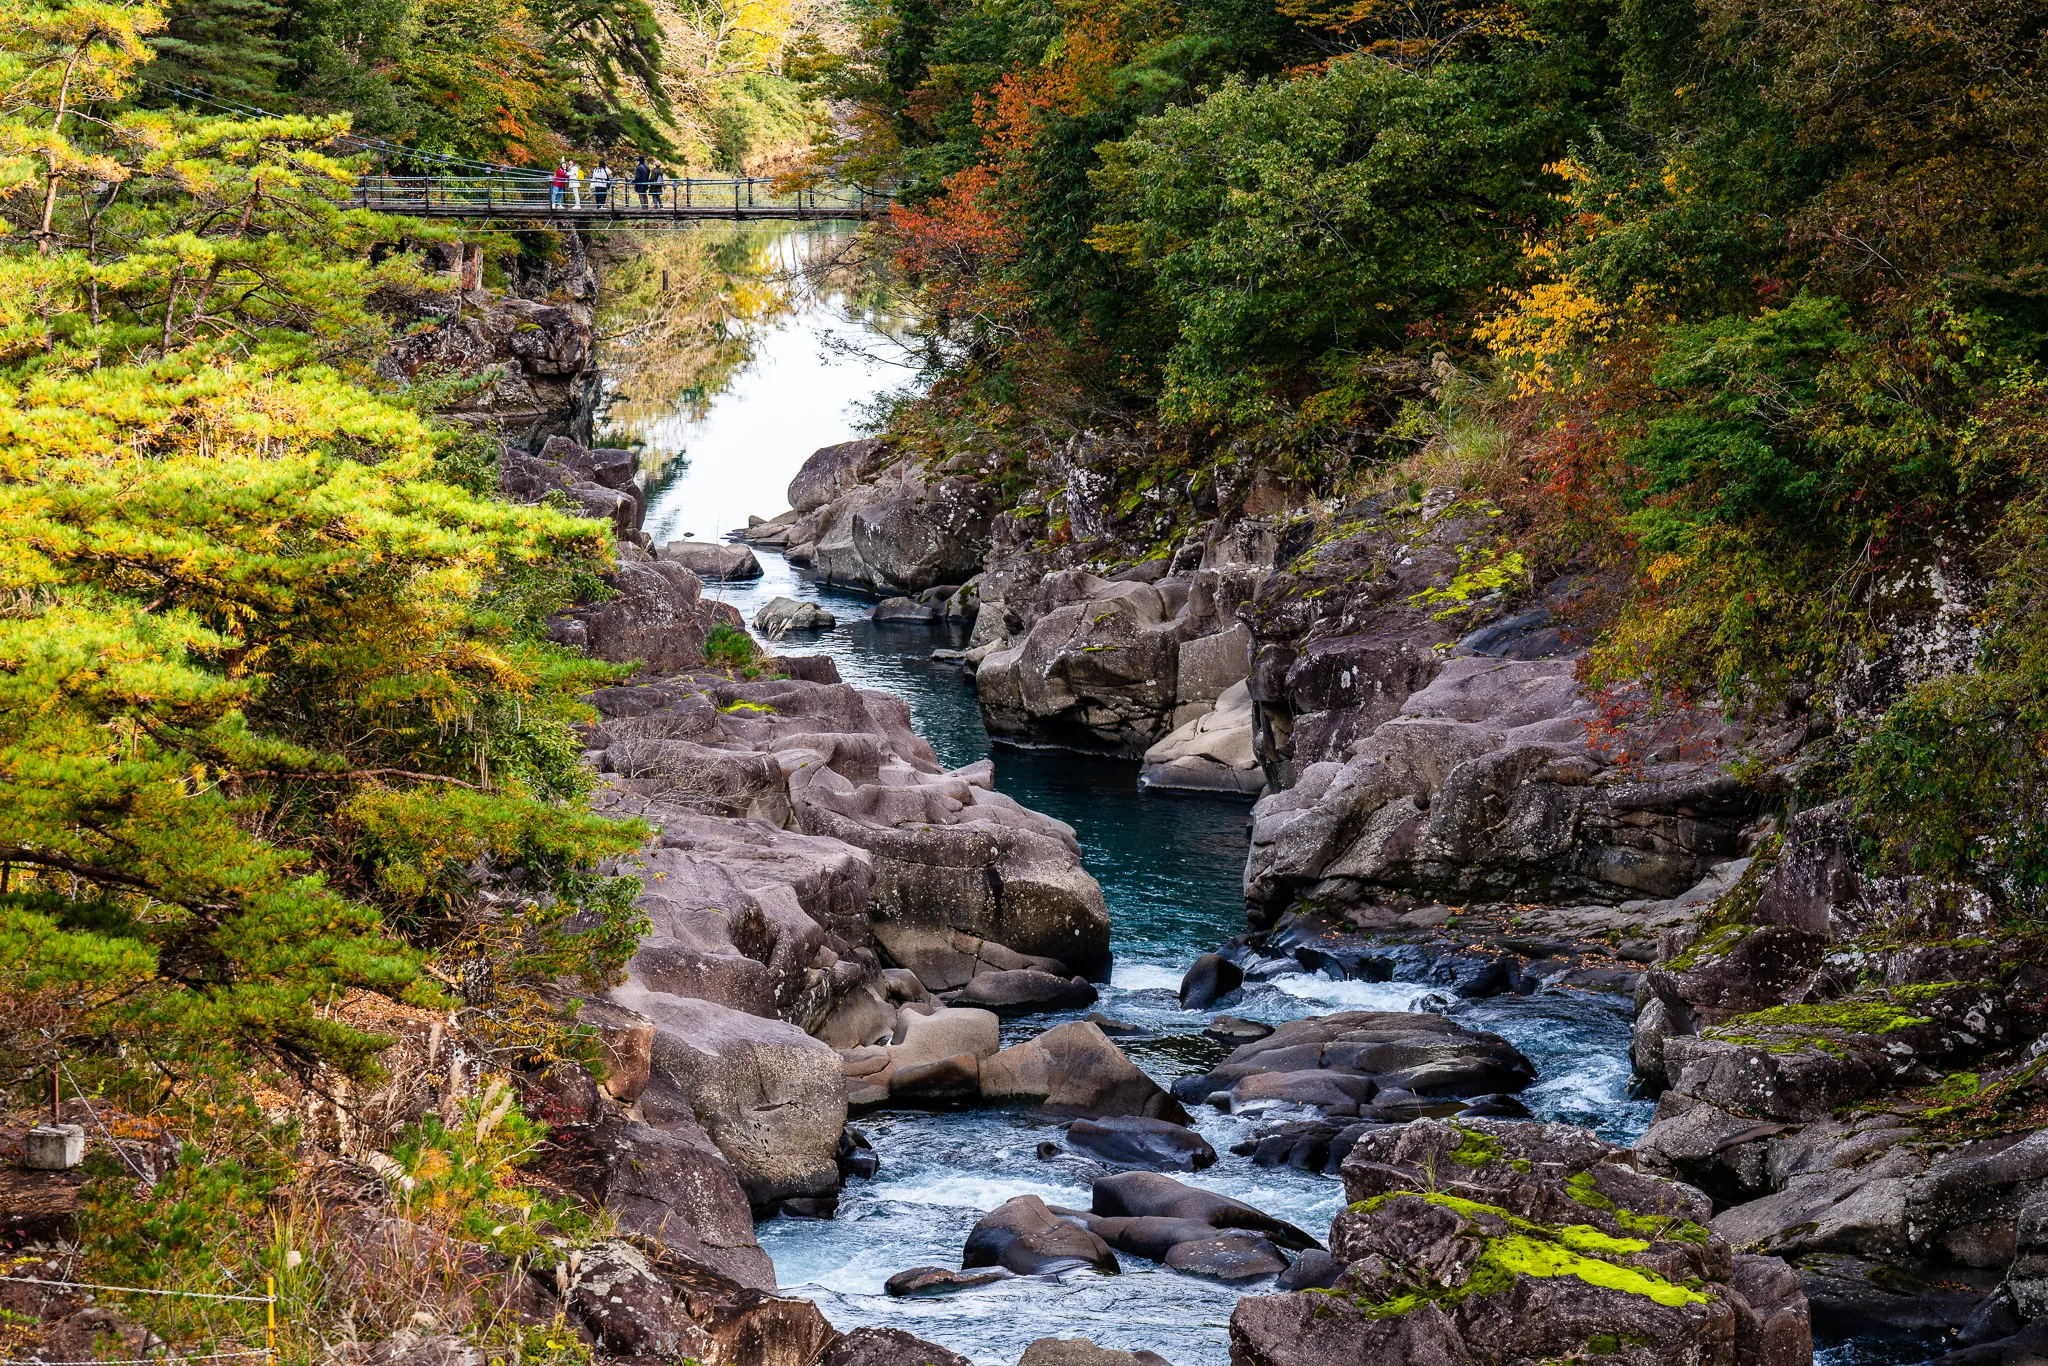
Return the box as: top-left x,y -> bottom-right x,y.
1448,1122 -> 1504,1168
1343,1191 -> 1710,1318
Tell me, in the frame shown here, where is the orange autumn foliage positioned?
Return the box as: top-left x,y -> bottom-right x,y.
888,163 -> 1027,328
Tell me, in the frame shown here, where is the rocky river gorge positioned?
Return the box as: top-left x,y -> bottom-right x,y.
442,225 -> 2048,1366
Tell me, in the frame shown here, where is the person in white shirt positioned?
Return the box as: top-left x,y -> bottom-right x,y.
568,160 -> 583,209
592,161 -> 612,209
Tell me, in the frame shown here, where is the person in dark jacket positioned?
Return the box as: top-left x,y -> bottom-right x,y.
632,156 -> 650,208
648,161 -> 666,207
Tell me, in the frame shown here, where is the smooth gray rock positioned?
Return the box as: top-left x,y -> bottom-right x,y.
754,595 -> 837,636
951,968 -> 1099,1016
659,539 -> 762,580
617,991 -> 846,1206
980,1021 -> 1190,1122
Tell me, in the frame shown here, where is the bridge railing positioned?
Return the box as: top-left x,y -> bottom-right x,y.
345,175 -> 888,217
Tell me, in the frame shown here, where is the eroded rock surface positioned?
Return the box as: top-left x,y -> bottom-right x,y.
739,439 -> 996,595
974,566 -> 1259,757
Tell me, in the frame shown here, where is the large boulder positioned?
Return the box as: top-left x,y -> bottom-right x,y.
790,438 -> 890,514
871,924 -> 1072,993
1172,1010 -> 1535,1120
755,596 -> 837,637
550,559 -> 712,675
839,1005 -> 1002,1107
980,1021 -> 1191,1122
541,1116 -> 776,1289
619,991 -> 847,1206
821,1327 -> 972,1366
1138,679 -> 1263,795
380,300 -> 594,415
963,1195 -> 1121,1275
1229,1118 -> 1808,1366
586,673 -> 1112,1011
659,540 -> 763,581
1242,648 -> 1757,920
975,568 -> 1260,758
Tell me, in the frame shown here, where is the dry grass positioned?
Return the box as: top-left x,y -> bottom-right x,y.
1372,358 -> 1544,509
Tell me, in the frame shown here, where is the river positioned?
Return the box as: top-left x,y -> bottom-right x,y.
600,225 -> 1653,1366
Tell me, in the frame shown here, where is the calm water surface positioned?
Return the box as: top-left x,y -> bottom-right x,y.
618,227 -> 1652,1366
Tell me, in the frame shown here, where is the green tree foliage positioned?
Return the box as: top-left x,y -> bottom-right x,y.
0,1 -> 646,1086
845,0 -> 2048,900
144,0 -> 286,102
1090,49 -> 1586,427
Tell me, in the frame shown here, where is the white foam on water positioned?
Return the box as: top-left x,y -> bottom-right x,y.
1108,961 -> 1187,994
1268,973 -> 1434,1013
1524,1046 -> 1634,1113
864,1171 -> 1090,1210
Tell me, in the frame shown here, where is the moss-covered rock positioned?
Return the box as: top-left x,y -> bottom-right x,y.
1662,985 -> 2016,1122
1229,1118 -> 1807,1366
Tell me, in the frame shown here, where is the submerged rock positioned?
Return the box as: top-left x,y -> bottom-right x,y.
1065,1116 -> 1218,1172
1178,953 -> 1243,1009
1172,1010 -> 1534,1120
884,1266 -> 1012,1297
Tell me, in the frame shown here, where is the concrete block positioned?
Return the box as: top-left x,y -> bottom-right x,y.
24,1123 -> 84,1170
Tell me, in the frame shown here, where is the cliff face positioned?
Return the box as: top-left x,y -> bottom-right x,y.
375,234 -> 602,441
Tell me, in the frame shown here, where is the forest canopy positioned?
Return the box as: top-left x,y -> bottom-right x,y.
830,0 -> 2048,901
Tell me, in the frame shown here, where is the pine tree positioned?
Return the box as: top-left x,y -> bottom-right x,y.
0,1 -> 647,1089
145,0 -> 288,105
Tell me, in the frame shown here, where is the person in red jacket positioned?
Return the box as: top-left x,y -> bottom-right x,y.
550,159 -> 568,209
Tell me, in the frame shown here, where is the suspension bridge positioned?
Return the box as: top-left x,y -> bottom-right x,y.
346,175 -> 891,224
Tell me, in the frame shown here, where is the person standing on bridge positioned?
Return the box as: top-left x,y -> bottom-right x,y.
649,161 -> 667,208
551,159 -> 568,209
632,156 -> 650,208
568,158 -> 584,209
592,160 -> 611,209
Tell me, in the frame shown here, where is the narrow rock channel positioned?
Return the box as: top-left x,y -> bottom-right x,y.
669,554 -> 1649,1366
582,239 -> 1652,1363
556,224 -> 2036,1366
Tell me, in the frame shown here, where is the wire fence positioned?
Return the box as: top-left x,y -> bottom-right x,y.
343,175 -> 889,221
0,1275 -> 277,1366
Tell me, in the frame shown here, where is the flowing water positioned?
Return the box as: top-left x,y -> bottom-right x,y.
605,225 -> 1655,1366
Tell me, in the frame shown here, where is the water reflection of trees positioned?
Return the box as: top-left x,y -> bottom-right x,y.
592,224 -> 916,490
